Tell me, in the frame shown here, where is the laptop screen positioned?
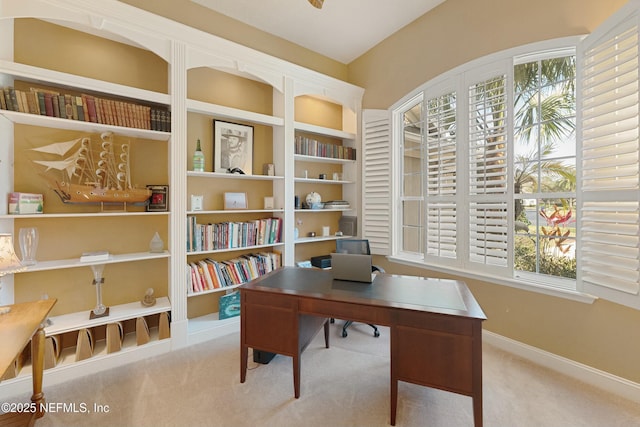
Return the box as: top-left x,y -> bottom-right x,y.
331,253 -> 373,283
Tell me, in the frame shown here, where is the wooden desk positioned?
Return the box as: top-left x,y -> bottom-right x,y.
0,299 -> 57,427
240,267 -> 486,426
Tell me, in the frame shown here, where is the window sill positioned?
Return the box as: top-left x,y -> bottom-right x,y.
387,255 -> 597,304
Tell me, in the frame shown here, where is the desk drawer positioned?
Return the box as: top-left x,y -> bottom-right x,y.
299,298 -> 391,325
243,290 -> 296,309
394,310 -> 474,336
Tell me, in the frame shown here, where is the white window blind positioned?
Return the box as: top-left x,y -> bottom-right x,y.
579,9 -> 640,309
424,91 -> 457,259
362,109 -> 391,255
467,74 -> 509,268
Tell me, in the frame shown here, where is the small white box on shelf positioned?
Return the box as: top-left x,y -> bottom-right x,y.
8,192 -> 43,214
80,250 -> 110,262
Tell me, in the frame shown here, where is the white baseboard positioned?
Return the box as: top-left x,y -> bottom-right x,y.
483,330 -> 640,404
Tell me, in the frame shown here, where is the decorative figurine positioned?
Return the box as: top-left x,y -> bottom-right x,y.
141,288 -> 156,307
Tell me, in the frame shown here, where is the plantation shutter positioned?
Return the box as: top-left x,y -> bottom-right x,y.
362,109 -> 391,255
578,4 -> 640,309
466,71 -> 510,271
424,89 -> 458,261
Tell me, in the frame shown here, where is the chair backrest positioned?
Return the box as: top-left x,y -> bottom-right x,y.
335,239 -> 371,256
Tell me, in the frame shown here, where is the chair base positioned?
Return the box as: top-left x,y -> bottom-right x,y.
341,320 -> 380,338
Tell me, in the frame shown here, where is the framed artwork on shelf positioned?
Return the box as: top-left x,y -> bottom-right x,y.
224,192 -> 248,210
146,185 -> 169,212
213,120 -> 254,175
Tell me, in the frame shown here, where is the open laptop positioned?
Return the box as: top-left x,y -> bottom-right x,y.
330,253 -> 374,283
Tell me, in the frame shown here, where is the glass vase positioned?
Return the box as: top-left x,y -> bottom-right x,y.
19,227 -> 39,266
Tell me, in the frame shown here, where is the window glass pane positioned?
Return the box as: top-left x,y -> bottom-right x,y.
403,165 -> 422,196
514,62 -> 539,94
403,103 -> 423,197
514,197 -> 576,279
402,199 -> 423,253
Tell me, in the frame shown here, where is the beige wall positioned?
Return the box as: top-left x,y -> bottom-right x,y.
352,0 -> 640,384
119,0 -> 348,81
349,0 -> 629,108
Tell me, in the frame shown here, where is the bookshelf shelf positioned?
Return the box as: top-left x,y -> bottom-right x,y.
0,60 -> 170,105
14,251 -> 170,273
294,235 -> 354,245
294,177 -> 354,184
187,209 -> 285,215
186,98 -> 283,127
0,109 -> 171,141
295,208 -> 353,213
187,171 -> 284,181
0,211 -> 170,220
294,121 -> 355,140
186,242 -> 283,256
187,283 -> 243,297
45,297 -> 171,335
294,154 -> 355,164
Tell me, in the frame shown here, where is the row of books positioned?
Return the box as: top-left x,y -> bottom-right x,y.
187,217 -> 283,252
0,85 -> 170,132
294,135 -> 356,160
187,252 -> 281,293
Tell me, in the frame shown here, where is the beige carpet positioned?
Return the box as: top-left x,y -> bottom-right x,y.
4,322 -> 640,427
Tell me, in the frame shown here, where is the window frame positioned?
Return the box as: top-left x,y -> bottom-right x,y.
389,36 -> 594,303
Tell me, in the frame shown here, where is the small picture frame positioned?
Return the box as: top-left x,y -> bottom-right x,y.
263,163 -> 275,176
214,120 -> 254,175
264,196 -> 274,210
190,195 -> 203,211
146,185 -> 168,212
224,192 -> 248,210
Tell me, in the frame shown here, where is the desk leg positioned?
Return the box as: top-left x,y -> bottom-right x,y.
293,354 -> 300,398
240,344 -> 248,384
472,322 -> 483,427
31,323 -> 46,419
390,377 -> 398,426
390,329 -> 397,426
323,320 -> 330,348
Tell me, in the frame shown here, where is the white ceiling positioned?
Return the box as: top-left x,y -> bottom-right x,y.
191,0 -> 445,64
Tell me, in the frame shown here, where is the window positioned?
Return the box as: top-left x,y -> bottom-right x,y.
513,55 -> 577,286
377,2 -> 640,309
390,41 -> 580,290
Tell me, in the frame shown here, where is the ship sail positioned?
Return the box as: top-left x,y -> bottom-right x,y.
30,131 -> 151,204
30,138 -> 82,156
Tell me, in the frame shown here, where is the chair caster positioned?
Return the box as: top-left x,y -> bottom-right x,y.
374,330 -> 380,338
341,329 -> 348,338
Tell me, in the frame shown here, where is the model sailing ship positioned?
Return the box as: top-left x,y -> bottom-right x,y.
31,131 -> 151,204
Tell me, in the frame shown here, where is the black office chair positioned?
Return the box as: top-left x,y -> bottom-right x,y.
334,239 -> 384,338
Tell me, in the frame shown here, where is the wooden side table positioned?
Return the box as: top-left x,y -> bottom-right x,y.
0,299 -> 57,427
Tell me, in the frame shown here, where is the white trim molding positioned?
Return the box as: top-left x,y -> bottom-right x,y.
483,330 -> 640,404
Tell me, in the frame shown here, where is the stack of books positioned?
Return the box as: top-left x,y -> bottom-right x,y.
323,200 -> 350,209
187,252 -> 281,294
0,84 -> 171,132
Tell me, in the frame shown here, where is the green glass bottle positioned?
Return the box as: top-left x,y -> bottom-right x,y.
193,138 -> 204,172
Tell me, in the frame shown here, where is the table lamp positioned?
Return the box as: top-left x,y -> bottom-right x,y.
0,233 -> 27,315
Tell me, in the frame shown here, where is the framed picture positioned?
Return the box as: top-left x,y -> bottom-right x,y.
263,196 -> 274,210
146,185 -> 168,212
224,192 -> 248,210
213,120 -> 254,175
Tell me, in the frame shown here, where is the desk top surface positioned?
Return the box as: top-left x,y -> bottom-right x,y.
242,267 -> 486,320
0,299 -> 57,377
